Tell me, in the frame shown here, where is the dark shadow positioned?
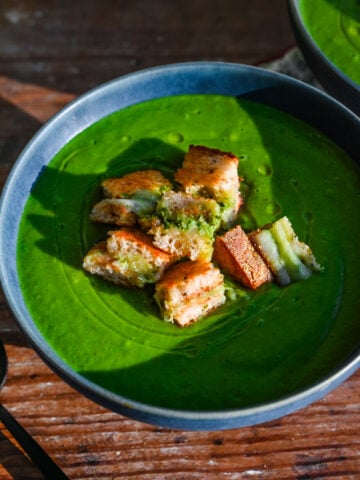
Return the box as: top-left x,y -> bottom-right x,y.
0,328 -> 31,349
324,0 -> 360,21
25,137 -> 184,267
0,430 -> 45,480
0,287 -> 25,342
0,98 -> 44,348
77,307 -> 356,414
20,138 -> 184,317
238,87 -> 360,162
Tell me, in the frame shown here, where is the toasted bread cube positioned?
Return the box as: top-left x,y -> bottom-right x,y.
154,260 -> 226,326
91,170 -> 172,226
213,225 -> 272,289
83,228 -> 174,288
175,145 -> 242,228
149,191 -> 221,261
83,241 -> 124,284
101,169 -> 172,198
90,199 -> 137,226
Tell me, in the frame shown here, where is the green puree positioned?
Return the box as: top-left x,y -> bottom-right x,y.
17,95 -> 360,411
300,0 -> 360,85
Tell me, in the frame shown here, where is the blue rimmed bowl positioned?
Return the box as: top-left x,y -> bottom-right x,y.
0,62 -> 359,430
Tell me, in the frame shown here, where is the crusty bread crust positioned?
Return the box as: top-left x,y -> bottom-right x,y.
90,170 -> 172,227
90,199 -> 137,226
83,228 -> 174,288
83,241 -> 132,286
155,260 -> 226,326
175,145 -> 242,228
106,228 -> 172,263
213,225 -> 272,289
149,191 -> 221,261
102,170 -> 172,198
175,145 -> 239,195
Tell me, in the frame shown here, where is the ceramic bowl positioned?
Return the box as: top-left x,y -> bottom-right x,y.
288,0 -> 360,116
1,62 -> 359,430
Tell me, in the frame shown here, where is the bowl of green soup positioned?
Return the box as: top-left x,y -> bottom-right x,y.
288,0 -> 360,115
0,62 -> 360,430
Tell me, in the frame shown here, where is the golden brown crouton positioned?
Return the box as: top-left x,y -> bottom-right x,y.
213,225 -> 272,289
83,228 -> 174,288
175,145 -> 242,228
91,170 -> 172,227
83,241 -> 122,284
101,169 -> 172,198
154,260 -> 226,327
148,191 -> 221,262
90,199 -> 138,226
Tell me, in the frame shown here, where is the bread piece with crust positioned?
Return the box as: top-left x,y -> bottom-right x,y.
101,169 -> 172,198
154,260 -> 226,326
91,170 -> 172,226
83,228 -> 174,288
90,199 -> 138,226
149,190 -> 221,261
175,145 -> 242,228
213,225 -> 272,289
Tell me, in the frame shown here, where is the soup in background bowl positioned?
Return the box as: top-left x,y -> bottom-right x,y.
288,0 -> 360,115
1,62 -> 360,430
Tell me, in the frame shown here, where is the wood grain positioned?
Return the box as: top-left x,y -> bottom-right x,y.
0,331 -> 359,479
0,1 -> 359,479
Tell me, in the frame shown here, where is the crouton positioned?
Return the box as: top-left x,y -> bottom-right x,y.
249,216 -> 322,286
213,225 -> 272,289
91,170 -> 172,226
83,228 -> 174,288
90,199 -> 138,226
101,169 -> 172,198
149,191 -> 221,261
83,241 -> 122,284
154,260 -> 226,326
175,145 -> 242,228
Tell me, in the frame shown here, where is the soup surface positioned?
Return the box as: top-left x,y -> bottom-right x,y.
300,0 -> 360,85
17,94 -> 360,410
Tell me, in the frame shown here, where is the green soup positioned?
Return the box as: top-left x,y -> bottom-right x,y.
300,0 -> 360,85
17,94 -> 360,410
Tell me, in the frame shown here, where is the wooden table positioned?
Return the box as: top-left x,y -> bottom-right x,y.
0,1 -> 359,478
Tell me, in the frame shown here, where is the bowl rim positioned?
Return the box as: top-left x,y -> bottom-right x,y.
288,0 -> 360,93
1,60 -> 360,430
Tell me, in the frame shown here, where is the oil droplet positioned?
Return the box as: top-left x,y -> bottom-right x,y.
240,181 -> 250,198
290,178 -> 299,189
303,211 -> 314,223
257,164 -> 272,176
238,211 -> 257,231
341,13 -> 360,51
120,135 -> 131,143
182,344 -> 200,358
167,132 -> 184,144
265,202 -> 281,215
